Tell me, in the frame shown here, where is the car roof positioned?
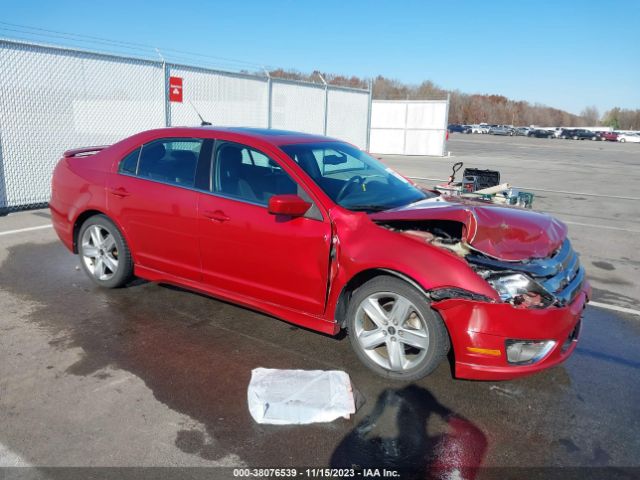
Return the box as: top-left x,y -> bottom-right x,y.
172,126 -> 339,146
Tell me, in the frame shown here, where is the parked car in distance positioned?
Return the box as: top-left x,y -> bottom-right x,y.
618,133 -> 640,143
488,126 -> 514,136
558,129 -> 576,139
448,124 -> 472,134
597,131 -> 618,142
514,127 -> 531,136
570,129 -> 598,140
527,129 -> 554,138
472,124 -> 490,134
50,127 -> 589,382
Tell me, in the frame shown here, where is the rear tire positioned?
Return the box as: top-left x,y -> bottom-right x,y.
620,138 -> 626,143
78,215 -> 133,288
346,276 -> 450,381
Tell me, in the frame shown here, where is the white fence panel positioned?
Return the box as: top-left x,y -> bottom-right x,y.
369,129 -> 405,155
371,102 -> 407,129
271,81 -> 325,134
326,88 -> 370,149
369,100 -> 449,156
169,66 -> 269,128
0,40 -> 164,210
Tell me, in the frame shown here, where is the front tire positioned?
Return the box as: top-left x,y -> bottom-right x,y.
78,215 -> 133,288
346,276 -> 450,381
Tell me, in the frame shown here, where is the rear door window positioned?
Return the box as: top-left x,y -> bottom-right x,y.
135,139 -> 203,187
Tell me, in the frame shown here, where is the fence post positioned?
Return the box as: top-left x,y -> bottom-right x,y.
156,48 -> 170,127
402,101 -> 409,155
162,61 -> 171,127
323,85 -> 329,135
442,93 -> 450,157
366,79 -> 373,151
317,73 -> 328,136
266,73 -> 272,129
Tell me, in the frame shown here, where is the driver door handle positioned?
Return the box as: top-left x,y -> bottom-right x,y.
203,210 -> 230,222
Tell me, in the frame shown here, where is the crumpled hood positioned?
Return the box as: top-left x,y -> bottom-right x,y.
369,197 -> 567,261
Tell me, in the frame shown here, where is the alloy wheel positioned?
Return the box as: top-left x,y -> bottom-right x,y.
353,292 -> 429,372
81,224 -> 119,281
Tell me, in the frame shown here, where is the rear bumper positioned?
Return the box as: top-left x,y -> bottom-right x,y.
49,203 -> 74,252
432,280 -> 590,381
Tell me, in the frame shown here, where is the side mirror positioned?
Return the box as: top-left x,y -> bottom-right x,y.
268,194 -> 311,217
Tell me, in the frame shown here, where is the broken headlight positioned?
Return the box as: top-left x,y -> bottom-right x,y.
486,273 -> 553,308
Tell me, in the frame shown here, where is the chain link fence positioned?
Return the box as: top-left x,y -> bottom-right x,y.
0,38 -> 371,213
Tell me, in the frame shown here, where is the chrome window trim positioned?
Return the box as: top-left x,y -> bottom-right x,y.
116,171 -> 268,208
117,172 -> 326,220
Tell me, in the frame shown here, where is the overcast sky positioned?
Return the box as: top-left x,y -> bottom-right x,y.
2,0 -> 638,115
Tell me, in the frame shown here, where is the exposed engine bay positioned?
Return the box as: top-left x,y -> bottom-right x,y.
376,218 -> 585,310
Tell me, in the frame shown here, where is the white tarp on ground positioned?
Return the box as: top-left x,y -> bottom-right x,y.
247,368 -> 356,425
370,99 -> 449,156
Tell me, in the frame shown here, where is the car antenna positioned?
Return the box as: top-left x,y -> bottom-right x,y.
189,101 -> 212,126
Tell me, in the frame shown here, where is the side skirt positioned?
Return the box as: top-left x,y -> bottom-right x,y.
133,265 -> 340,336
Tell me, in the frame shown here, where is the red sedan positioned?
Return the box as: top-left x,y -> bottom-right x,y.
598,131 -> 619,142
50,127 -> 589,381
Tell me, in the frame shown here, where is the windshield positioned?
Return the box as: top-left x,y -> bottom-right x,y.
280,142 -> 431,211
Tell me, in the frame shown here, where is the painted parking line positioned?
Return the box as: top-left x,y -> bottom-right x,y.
562,221 -> 640,234
520,188 -> 640,202
589,301 -> 640,317
0,224 -> 52,237
407,176 -> 640,201
0,442 -> 32,467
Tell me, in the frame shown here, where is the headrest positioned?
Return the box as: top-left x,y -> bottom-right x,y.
142,142 -> 166,160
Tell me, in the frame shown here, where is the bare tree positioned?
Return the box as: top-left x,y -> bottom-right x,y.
269,68 -> 593,127
580,106 -> 600,125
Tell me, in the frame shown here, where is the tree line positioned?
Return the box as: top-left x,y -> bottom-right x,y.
267,69 -> 639,129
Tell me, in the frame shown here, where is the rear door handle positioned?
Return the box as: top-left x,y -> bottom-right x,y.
203,210 -> 230,222
109,187 -> 130,198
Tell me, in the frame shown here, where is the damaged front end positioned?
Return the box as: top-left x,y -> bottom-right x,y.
376,218 -> 586,310
466,239 -> 586,309
371,198 -> 586,310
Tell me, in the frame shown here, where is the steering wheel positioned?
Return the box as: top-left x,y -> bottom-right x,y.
336,175 -> 365,203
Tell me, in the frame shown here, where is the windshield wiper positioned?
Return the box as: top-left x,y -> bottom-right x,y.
346,204 -> 390,212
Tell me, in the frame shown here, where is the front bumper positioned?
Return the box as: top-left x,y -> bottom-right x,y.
432,280 -> 591,381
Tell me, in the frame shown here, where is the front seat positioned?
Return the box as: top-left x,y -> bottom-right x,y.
217,145 -> 258,201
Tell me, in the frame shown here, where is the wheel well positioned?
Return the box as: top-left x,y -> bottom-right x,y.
334,268 -> 429,328
72,210 -> 105,253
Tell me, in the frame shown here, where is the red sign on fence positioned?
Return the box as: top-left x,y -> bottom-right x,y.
169,76 -> 183,102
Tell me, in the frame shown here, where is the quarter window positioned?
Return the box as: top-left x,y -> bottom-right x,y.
119,148 -> 140,175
